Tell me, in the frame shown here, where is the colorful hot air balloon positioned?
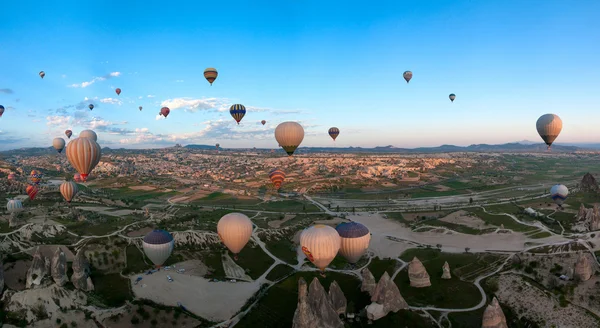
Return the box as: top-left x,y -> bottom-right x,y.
53,138 -> 66,153
65,130 -> 73,139
300,224 -> 341,273
142,229 -> 175,268
26,185 -> 38,200
550,184 -> 569,206
403,71 -> 413,83
60,181 -> 79,203
7,199 -> 23,213
79,130 -> 97,142
335,222 -> 371,264
39,71 -> 45,79
65,137 -> 102,182
73,173 -> 82,183
269,168 -> 285,190
139,106 -> 142,111
204,68 -> 218,85
0,105 -> 4,117
449,94 -> 456,102
328,127 -> 340,141
275,122 -> 305,156
160,107 -> 170,118
30,170 -> 42,185
217,213 -> 253,260
115,88 -> 121,96
536,114 -> 563,150
261,120 -> 266,125
230,104 -> 246,125
88,104 -> 94,110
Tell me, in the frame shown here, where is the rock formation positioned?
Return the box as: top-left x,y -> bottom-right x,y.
574,253 -> 593,282
26,247 -> 49,289
9,213 -> 24,228
578,203 -> 587,220
581,173 -> 599,193
308,278 -> 343,328
328,280 -> 347,315
292,277 -> 319,328
408,257 -> 431,287
0,257 -> 4,293
367,271 -> 408,320
71,248 -> 94,291
575,204 -> 600,231
360,268 -> 376,296
442,261 -> 451,279
482,297 -> 508,328
51,247 -> 68,286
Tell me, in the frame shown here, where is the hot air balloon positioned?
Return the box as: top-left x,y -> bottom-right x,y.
79,130 -> 98,142
335,222 -> 371,264
550,184 -> 569,207
204,68 -> 218,85
73,173 -> 82,183
115,88 -> 121,96
7,199 -> 23,213
230,104 -> 246,125
269,168 -> 285,190
53,138 -> 66,153
536,114 -> 562,150
0,105 -> 4,117
65,130 -> 73,139
139,106 -> 142,111
160,107 -> 170,118
275,122 -> 305,156
449,94 -> 456,102
261,120 -> 266,125
328,127 -> 340,141
65,137 -> 102,182
142,229 -> 174,268
217,213 -> 253,260
300,224 -> 341,273
30,170 -> 42,185
39,71 -> 45,79
88,104 -> 94,110
7,173 -> 16,181
403,71 -> 413,83
216,143 -> 220,150
26,185 -> 38,200
60,181 -> 79,203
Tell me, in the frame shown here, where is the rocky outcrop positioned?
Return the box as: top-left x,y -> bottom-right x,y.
408,257 -> 431,287
578,204 -> 587,220
577,204 -> 600,232
442,261 -> 451,279
292,277 -> 319,328
581,173 -> 599,193
328,281 -> 347,315
26,247 -> 49,289
0,258 -> 4,293
51,247 -> 68,286
482,297 -> 508,328
574,253 -> 593,282
71,248 -> 94,291
9,213 -> 24,228
367,271 -> 408,320
308,278 -> 343,328
361,268 -> 377,296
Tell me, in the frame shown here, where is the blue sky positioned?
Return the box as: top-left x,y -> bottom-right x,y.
0,0 -> 599,150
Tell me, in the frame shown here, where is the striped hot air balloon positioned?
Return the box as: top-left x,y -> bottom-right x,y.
65,130 -> 73,139
143,230 -> 174,267
300,224 -> 341,273
65,137 -> 102,182
536,114 -> 563,150
6,199 -> 23,213
335,222 -> 371,264
26,185 -> 38,200
53,138 -> 66,153
79,129 -> 97,142
403,71 -> 413,83
217,213 -> 253,260
229,104 -> 246,125
550,184 -> 569,206
328,127 -> 340,141
275,122 -> 304,156
60,181 -> 79,203
30,170 -> 42,185
269,168 -> 285,190
204,68 -> 218,85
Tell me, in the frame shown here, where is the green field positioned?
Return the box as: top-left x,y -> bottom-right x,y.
235,244 -> 275,280
367,257 -> 399,280
124,245 -> 150,274
265,264 -> 295,281
89,272 -> 133,307
470,208 -> 539,233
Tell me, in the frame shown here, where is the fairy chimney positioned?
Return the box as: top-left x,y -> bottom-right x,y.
441,261 -> 451,279
574,253 -> 593,282
482,297 -> 508,328
408,257 -> 431,288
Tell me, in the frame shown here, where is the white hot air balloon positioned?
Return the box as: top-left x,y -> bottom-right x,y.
142,229 -> 174,268
274,121 -> 305,156
6,199 -> 23,213
335,222 -> 371,264
217,213 -> 253,260
300,224 -> 341,274
79,129 -> 98,142
550,184 -> 569,207
536,114 -> 562,150
52,138 -> 66,153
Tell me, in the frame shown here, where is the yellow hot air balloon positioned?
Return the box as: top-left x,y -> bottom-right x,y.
60,181 -> 79,203
536,114 -> 562,150
274,121 -> 305,156
65,137 -> 102,182
53,138 -> 66,153
300,224 -> 341,273
79,129 -> 98,142
217,213 -> 253,260
335,222 -> 370,264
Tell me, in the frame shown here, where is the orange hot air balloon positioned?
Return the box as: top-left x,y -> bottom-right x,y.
204,68 -> 218,85
115,88 -> 121,96
26,185 -> 38,200
65,130 -> 73,139
269,168 -> 285,190
160,107 -> 170,118
261,120 -> 266,125
30,170 -> 42,185
60,181 -> 79,203
65,137 -> 102,182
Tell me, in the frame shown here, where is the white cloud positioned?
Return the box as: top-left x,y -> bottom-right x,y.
61,74 -> 67,78
99,97 -> 122,105
156,115 -> 166,120
109,72 -> 121,77
147,95 -> 155,98
174,80 -> 184,83
160,97 -> 224,113
68,72 -> 121,88
46,115 -> 71,127
138,96 -> 143,99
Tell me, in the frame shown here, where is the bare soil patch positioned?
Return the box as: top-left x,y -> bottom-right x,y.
439,210 -> 488,229
268,214 -> 296,228
127,227 -> 153,237
129,186 -> 157,191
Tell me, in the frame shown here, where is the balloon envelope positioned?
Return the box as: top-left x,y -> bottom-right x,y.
60,181 -> 79,203
65,130 -> 72,139
0,105 -> 5,117
328,127 -> 340,141
65,137 -> 102,182
335,222 -> 370,263
403,71 -> 412,83
142,230 -> 174,267
26,185 -> 38,200
550,184 -> 569,205
230,104 -> 246,124
39,71 -> 45,79
300,224 -> 341,272
160,107 -> 170,118
536,114 -> 562,148
88,104 -> 94,110
79,130 -> 98,142
204,68 -> 218,85
449,94 -> 456,102
53,138 -> 66,153
115,88 -> 121,96
217,213 -> 253,255
269,168 -> 285,190
275,122 -> 305,156
261,120 -> 266,125
30,170 -> 42,185
7,199 -> 23,213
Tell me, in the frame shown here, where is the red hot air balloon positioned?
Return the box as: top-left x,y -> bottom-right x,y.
26,185 -> 38,200
160,107 -> 170,118
115,88 -> 121,96
269,168 -> 286,190
261,120 -> 266,125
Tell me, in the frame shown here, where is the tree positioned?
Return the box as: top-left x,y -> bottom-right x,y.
352,207 -> 355,213
436,244 -> 442,249
336,205 -> 340,212
303,204 -> 306,212
469,197 -> 473,204
465,247 -> 470,253
131,316 -> 140,325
